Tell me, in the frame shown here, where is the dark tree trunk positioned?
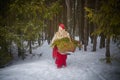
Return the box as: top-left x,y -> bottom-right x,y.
44,19 -> 48,40
77,0 -> 82,50
92,34 -> 97,51
106,36 -> 111,63
99,33 -> 105,48
84,0 -> 88,51
65,0 -> 71,33
92,24 -> 97,51
89,23 -> 94,43
47,20 -> 51,44
92,0 -> 99,51
18,47 -> 25,60
73,0 -> 76,39
79,0 -> 84,45
28,40 -> 32,54
62,1 -> 67,29
18,39 -> 25,60
38,34 -> 41,46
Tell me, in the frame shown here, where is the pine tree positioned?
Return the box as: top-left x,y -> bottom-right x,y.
85,0 -> 120,63
0,0 -> 62,59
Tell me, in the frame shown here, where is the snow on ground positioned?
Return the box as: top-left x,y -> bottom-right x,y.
0,38 -> 120,80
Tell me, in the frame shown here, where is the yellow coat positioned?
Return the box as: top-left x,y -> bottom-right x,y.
51,30 -> 70,44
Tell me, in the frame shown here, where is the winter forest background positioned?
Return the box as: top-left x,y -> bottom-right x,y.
0,0 -> 120,75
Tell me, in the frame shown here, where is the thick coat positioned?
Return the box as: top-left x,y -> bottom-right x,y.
51,30 -> 70,44
51,30 -> 70,68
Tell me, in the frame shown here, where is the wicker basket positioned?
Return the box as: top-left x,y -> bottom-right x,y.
52,37 -> 76,54
58,41 -> 76,54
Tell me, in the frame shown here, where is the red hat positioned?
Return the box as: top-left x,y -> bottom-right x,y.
59,23 -> 65,29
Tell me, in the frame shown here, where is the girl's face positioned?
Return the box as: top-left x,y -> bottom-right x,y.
58,26 -> 63,31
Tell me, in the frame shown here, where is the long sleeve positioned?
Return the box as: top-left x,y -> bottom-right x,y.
52,46 -> 58,59
51,30 -> 71,44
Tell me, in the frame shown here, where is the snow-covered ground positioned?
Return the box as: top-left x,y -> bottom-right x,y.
0,38 -> 120,80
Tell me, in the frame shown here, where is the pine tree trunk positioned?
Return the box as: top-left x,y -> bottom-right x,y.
62,1 -> 67,28
89,23 -> 94,43
41,24 -> 44,44
84,0 -> 88,51
106,36 -> 111,63
28,40 -> 32,54
18,39 -> 25,59
92,0 -> 99,51
92,34 -> 97,51
18,47 -> 21,57
18,47 -> 25,60
65,0 -> 71,33
73,0 -> 76,39
92,24 -> 97,51
77,0 -> 82,50
38,34 -> 41,46
9,42 -> 12,57
99,33 -> 105,48
79,0 -> 84,45
47,20 -> 51,44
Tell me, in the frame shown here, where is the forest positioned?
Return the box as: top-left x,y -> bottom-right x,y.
0,0 -> 120,67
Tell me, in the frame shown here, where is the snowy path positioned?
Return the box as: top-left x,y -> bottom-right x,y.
0,41 -> 120,80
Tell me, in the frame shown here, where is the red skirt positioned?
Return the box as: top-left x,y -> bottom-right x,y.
52,46 -> 67,67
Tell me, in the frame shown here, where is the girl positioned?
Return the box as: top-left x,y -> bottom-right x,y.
51,23 -> 71,68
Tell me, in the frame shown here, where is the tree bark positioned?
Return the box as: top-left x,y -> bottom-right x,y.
106,36 -> 111,63
28,40 -> 32,54
99,33 -> 105,48
92,34 -> 97,51
65,0 -> 71,33
89,23 -> 94,43
73,0 -> 76,39
92,0 -> 99,51
84,0 -> 88,51
79,0 -> 84,45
